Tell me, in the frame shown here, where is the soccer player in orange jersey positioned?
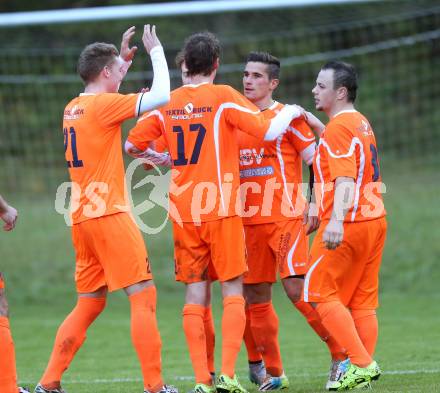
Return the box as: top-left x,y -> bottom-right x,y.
125,32 -> 302,393
304,61 -> 386,390
0,195 -> 29,393
34,26 -> 177,393
236,52 -> 347,391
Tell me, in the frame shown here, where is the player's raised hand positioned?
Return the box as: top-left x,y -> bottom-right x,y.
322,218 -> 343,250
142,24 -> 161,54
120,26 -> 138,62
1,204 -> 18,231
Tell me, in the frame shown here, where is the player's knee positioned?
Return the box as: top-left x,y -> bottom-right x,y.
244,283 -> 271,304
282,278 -> 303,302
221,275 -> 244,298
186,281 -> 210,305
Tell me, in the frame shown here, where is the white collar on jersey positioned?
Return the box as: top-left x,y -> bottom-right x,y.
269,100 -> 279,110
182,81 -> 210,88
79,93 -> 96,96
332,109 -> 358,118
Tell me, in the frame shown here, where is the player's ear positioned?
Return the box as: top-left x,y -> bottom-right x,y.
213,57 -> 220,70
270,78 -> 280,91
102,65 -> 111,78
336,86 -> 348,101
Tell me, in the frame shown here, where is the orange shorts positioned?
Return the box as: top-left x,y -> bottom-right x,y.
173,216 -> 247,283
243,219 -> 308,284
304,217 -> 387,309
0,273 -> 4,289
72,212 -> 152,293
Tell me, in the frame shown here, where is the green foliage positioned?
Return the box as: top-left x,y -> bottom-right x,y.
1,0 -> 440,193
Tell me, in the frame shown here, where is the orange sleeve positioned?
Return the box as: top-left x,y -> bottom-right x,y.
287,118 -> 316,153
95,93 -> 140,128
127,111 -> 163,151
221,86 -> 270,140
152,135 -> 168,153
323,123 -> 357,181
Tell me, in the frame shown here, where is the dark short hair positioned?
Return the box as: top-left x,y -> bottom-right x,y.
321,61 -> 358,103
77,42 -> 119,85
182,32 -> 220,77
245,51 -> 280,80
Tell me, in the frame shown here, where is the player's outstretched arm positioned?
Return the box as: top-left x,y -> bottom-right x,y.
0,194 -> 18,231
137,24 -> 170,115
264,104 -> 303,140
304,110 -> 325,137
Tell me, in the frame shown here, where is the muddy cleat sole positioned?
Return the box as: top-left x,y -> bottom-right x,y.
34,384 -> 66,393
259,372 -> 289,391
216,374 -> 248,393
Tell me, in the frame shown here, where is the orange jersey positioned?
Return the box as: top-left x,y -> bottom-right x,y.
63,93 -> 141,224
128,83 -> 275,223
237,101 -> 316,224
313,110 -> 386,222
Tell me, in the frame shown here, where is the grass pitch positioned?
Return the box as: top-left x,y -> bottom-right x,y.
2,157 -> 440,392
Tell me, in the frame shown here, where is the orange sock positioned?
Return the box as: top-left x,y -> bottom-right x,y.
221,296 -> 246,378
183,304 -> 211,385
248,302 -> 283,376
204,306 -> 216,375
0,316 -> 17,393
316,301 -> 372,367
40,296 -> 106,389
351,309 -> 378,356
130,287 -> 164,393
243,306 -> 262,363
294,300 -> 346,360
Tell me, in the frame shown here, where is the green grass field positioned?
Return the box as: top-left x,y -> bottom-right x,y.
1,157 -> 440,392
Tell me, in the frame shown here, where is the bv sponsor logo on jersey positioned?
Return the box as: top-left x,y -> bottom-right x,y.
239,148 -> 265,166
